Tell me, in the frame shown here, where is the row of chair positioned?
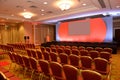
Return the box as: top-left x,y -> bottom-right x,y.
25,50 -> 111,79
26,48 -> 111,64
7,52 -> 109,80
50,45 -> 113,53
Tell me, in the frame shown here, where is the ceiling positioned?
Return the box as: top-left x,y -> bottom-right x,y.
0,0 -> 120,24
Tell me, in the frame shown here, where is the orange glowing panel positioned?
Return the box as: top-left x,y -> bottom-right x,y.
58,18 -> 106,42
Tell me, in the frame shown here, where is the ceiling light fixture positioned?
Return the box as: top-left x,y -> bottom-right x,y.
22,12 -> 33,19
58,0 -> 72,11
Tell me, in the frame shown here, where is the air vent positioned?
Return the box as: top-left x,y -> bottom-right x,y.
16,5 -> 22,8
30,5 -> 38,8
98,0 -> 106,8
46,11 -> 53,14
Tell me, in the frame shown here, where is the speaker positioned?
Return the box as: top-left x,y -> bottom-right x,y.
27,36 -> 29,39
24,36 -> 27,40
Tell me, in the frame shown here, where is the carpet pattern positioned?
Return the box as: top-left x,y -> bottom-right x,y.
111,50 -> 120,80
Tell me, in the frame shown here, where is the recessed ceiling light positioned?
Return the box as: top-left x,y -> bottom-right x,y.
41,14 -> 44,15
43,2 -> 48,4
41,9 -> 44,11
82,3 -> 86,6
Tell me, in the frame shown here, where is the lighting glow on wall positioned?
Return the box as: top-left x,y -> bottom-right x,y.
56,16 -> 113,42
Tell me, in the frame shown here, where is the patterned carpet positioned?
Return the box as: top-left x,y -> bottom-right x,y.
111,49 -> 120,80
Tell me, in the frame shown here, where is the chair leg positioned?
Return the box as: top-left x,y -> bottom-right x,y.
31,70 -> 34,80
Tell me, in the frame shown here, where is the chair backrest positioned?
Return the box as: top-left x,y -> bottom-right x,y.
86,47 -> 94,51
80,50 -> 89,56
46,47 -> 51,53
63,64 -> 79,80
99,51 -> 111,61
80,56 -> 93,70
8,52 -> 15,62
17,54 -> 24,67
57,48 -> 64,54
51,48 -> 57,53
50,62 -> 65,80
72,46 -> 78,49
69,54 -> 80,68
59,45 -> 65,49
29,57 -> 38,70
36,50 -> 43,59
94,58 -> 109,75
95,47 -> 103,52
81,70 -> 102,80
59,53 -> 69,65
38,60 -> 50,76
50,52 -> 58,62
103,48 -> 112,54
31,49 -> 37,59
43,51 -> 50,61
26,49 -> 32,57
40,46 -> 45,53
79,46 -> 85,50
22,56 -> 31,69
64,48 -> 71,55
71,49 -> 80,56
89,50 -> 99,59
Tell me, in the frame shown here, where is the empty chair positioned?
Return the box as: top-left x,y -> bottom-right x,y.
46,47 -> 51,53
56,45 -> 60,49
72,46 -> 78,49
65,46 -> 71,49
94,58 -> 110,76
69,54 -> 80,69
71,49 -> 80,56
31,49 -> 37,59
103,47 -> 112,54
86,47 -> 94,51
80,56 -> 93,70
17,54 -> 24,68
38,60 -> 51,80
59,53 -> 69,65
99,51 -> 111,62
22,56 -> 31,77
57,48 -> 64,54
40,46 -> 46,53
36,50 -> 43,59
42,51 -> 50,61
63,64 -> 80,80
51,48 -> 57,53
95,47 -> 103,52
7,52 -> 16,70
80,50 -> 89,56
26,49 -> 32,57
50,62 -> 65,80
79,46 -> 85,50
50,52 -> 58,62
89,50 -> 99,59
29,57 -> 41,79
64,48 -> 71,55
59,45 -> 65,49
81,70 -> 102,80
50,45 -> 56,48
